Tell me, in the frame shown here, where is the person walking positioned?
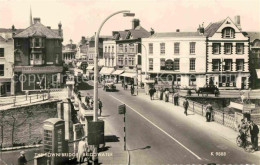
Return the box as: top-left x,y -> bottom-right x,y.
159,87 -> 164,100
165,89 -> 169,102
176,92 -> 179,106
152,87 -> 156,100
18,151 -> 27,165
77,137 -> 88,163
183,98 -> 189,116
205,103 -> 213,122
85,93 -> 90,106
121,80 -> 124,87
173,92 -> 177,105
77,92 -> 82,101
149,87 -> 156,100
98,99 -> 103,116
131,85 -> 135,95
249,120 -> 259,151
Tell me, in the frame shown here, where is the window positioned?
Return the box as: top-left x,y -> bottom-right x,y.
125,45 -> 128,52
118,44 -> 123,53
212,59 -> 221,71
56,54 -> 59,64
124,57 -> 127,65
160,58 -> 165,70
0,65 -> 4,76
212,43 -> 220,54
0,48 -> 4,57
236,59 -> 244,71
35,38 -> 40,47
175,75 -> 181,86
129,44 -> 135,53
149,43 -> 153,54
105,46 -> 107,52
174,42 -> 180,54
149,58 -> 153,71
190,42 -> 196,54
224,43 -> 232,54
118,56 -> 123,65
6,83 -> 11,92
189,75 -> 196,86
224,59 -> 232,71
223,27 -> 235,38
160,43 -> 165,55
174,59 -> 180,71
189,59 -> 195,71
112,46 -> 114,53
128,57 -> 135,66
108,46 -> 110,53
236,43 -> 244,54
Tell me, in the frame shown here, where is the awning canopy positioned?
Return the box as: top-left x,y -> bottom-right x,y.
86,65 -> 94,70
121,72 -> 137,78
112,70 -> 124,75
76,62 -> 82,67
99,67 -> 115,75
256,69 -> 260,79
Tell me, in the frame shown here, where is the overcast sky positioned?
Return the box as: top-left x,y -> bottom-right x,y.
1,0 -> 260,44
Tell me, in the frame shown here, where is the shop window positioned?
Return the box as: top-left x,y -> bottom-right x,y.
160,58 -> 165,70
0,65 -> 4,76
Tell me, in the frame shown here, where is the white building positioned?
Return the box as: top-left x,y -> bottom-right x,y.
205,16 -> 250,89
142,29 -> 207,89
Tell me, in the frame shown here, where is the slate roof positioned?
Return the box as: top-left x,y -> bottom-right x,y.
149,31 -> 205,38
204,19 -> 225,37
243,32 -> 260,42
113,25 -> 150,40
14,22 -> 62,39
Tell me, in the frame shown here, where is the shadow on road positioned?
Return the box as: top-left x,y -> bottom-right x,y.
78,82 -> 94,90
105,135 -> 120,143
128,145 -> 151,151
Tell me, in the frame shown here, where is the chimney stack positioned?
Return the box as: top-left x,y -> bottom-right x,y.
33,18 -> 41,24
176,29 -> 180,32
150,28 -> 155,35
132,19 -> 140,29
234,15 -> 242,30
58,22 -> 63,37
11,25 -> 16,37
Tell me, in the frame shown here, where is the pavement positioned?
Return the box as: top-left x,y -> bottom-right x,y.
80,82 -> 259,164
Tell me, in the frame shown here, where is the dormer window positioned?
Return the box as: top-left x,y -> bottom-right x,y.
222,27 -> 235,38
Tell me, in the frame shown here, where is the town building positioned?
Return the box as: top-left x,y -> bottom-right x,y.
142,28 -> 207,89
76,36 -> 88,60
0,26 -> 23,96
244,32 -> 260,89
110,19 -> 151,84
13,18 -> 64,93
205,16 -> 250,89
62,40 -> 77,64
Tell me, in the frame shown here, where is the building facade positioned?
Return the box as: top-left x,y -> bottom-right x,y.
0,26 -> 23,96
142,29 -> 207,89
76,36 -> 88,60
205,16 -> 250,89
62,42 -> 77,64
13,18 -> 64,93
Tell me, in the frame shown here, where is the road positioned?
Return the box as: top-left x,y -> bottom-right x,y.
81,82 -> 259,164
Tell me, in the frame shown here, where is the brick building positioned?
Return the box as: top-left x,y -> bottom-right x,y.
13,18 -> 64,93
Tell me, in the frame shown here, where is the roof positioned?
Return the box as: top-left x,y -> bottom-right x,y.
149,31 -> 205,38
113,25 -> 150,40
204,19 -> 225,37
243,32 -> 260,42
0,28 -> 23,33
14,22 -> 62,39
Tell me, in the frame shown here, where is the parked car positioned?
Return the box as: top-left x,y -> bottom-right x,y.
104,80 -> 116,92
196,85 -> 219,96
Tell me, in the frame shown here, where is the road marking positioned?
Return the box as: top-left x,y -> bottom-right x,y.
110,94 -> 202,160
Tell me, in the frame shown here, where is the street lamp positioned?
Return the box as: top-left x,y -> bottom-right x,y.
93,10 -> 135,162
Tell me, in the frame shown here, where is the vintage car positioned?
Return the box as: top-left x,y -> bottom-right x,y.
195,85 -> 219,96
104,80 -> 116,92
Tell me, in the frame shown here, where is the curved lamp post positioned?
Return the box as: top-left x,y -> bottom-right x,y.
93,10 -> 135,163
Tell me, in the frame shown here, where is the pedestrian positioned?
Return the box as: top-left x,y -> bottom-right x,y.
159,87 -> 164,100
85,93 -> 90,106
18,151 -> 27,165
249,120 -> 259,151
183,98 -> 189,116
152,87 -> 156,100
176,92 -> 179,106
165,89 -> 169,102
78,92 -> 81,101
149,87 -> 154,100
98,99 -> 103,116
121,80 -> 124,87
77,137 -> 88,163
102,80 -> 106,90
173,92 -> 177,105
131,85 -> 135,95
205,103 -> 213,122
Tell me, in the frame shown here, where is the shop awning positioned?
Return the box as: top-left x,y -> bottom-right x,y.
76,62 -> 82,67
112,70 -> 124,75
99,67 -> 115,75
256,69 -> 260,79
121,72 -> 137,78
22,66 -> 63,73
86,65 -> 94,70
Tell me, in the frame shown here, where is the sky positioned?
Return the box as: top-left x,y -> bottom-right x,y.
0,0 -> 260,44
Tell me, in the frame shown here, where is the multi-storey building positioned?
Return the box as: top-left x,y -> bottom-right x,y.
0,26 -> 23,96
62,41 -> 77,64
111,19 -> 151,83
76,36 -> 88,60
13,18 -> 63,93
205,16 -> 250,89
142,28 -> 207,88
244,32 -> 260,89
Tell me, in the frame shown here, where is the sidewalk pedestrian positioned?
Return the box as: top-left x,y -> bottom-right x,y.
149,87 -> 156,100
85,93 -> 90,106
131,85 -> 135,95
249,120 -> 259,151
176,92 -> 179,106
98,99 -> 103,116
77,137 -> 88,163
159,87 -> 164,100
205,103 -> 213,122
183,98 -> 189,116
121,80 -> 124,87
152,87 -> 156,100
165,89 -> 169,102
173,92 -> 177,105
18,151 -> 27,165
78,92 -> 82,101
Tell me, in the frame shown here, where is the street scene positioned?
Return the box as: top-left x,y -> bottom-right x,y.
0,0 -> 260,164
